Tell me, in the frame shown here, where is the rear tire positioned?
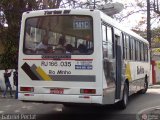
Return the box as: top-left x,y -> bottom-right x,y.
139,77 -> 148,94
118,82 -> 129,109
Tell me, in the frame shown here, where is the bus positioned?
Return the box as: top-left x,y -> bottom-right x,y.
18,9 -> 150,109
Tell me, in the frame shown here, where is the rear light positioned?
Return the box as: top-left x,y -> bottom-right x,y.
20,87 -> 34,92
80,89 -> 96,94
24,94 -> 34,96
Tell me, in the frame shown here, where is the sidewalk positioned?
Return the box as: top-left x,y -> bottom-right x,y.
137,106 -> 160,120
149,84 -> 160,89
0,90 -> 16,99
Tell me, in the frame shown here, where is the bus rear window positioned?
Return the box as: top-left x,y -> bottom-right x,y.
23,15 -> 93,55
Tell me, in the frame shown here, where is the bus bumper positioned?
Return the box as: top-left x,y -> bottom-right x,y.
18,93 -> 103,104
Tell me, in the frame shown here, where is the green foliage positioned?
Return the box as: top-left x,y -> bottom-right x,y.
0,0 -> 62,69
0,0 -> 36,69
152,27 -> 160,39
156,82 -> 160,85
151,27 -> 160,49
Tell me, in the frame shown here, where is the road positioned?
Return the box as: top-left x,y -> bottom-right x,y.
0,88 -> 160,120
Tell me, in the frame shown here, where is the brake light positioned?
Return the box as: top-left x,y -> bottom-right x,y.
80,89 -> 96,94
20,87 -> 34,92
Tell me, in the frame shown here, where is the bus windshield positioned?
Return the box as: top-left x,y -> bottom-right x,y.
24,15 -> 93,55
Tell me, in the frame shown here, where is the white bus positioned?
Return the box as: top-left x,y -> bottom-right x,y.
18,9 -> 150,109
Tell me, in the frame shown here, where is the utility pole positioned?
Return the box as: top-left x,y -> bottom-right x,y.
93,0 -> 96,9
147,0 -> 151,48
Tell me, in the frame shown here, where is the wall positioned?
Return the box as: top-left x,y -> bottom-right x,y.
149,65 -> 152,85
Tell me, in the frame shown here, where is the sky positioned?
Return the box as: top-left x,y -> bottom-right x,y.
86,0 -> 160,30
112,0 -> 160,30
1,0 -> 159,30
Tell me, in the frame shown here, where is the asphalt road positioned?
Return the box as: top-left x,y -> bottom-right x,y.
0,88 -> 160,120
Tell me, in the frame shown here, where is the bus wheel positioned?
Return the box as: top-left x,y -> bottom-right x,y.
118,82 -> 128,109
139,77 -> 148,94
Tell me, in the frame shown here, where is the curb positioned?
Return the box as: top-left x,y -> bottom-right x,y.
149,85 -> 160,89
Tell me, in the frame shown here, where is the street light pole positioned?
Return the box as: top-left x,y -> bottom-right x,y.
147,0 -> 151,48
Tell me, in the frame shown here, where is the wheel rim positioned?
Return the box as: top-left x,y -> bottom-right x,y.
124,90 -> 127,105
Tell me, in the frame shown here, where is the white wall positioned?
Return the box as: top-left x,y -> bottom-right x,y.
0,69 -> 16,91
155,61 -> 160,83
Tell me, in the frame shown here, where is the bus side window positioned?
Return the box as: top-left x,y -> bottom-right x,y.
107,26 -> 113,59
135,40 -> 140,61
132,38 -> 136,61
126,35 -> 130,60
124,35 -> 127,59
130,37 -> 135,60
102,25 -> 108,58
102,24 -> 113,59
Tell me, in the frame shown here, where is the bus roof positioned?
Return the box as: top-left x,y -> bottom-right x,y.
99,10 -> 148,44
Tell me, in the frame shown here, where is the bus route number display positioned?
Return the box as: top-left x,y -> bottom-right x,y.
73,20 -> 90,30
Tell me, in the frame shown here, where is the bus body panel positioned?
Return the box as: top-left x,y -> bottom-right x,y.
126,61 -> 150,95
18,9 -> 103,104
19,93 -> 103,104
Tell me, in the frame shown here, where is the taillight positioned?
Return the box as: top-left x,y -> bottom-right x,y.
80,89 -> 96,94
20,87 -> 34,92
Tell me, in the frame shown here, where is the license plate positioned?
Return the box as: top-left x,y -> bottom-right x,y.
50,88 -> 64,94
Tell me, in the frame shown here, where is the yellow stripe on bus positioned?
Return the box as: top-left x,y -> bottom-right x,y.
36,67 -> 52,81
125,63 -> 132,81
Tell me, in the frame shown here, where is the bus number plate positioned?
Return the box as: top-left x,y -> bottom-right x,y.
50,88 -> 64,94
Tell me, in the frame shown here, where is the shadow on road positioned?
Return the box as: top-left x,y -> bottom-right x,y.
37,105 -> 116,120
36,92 -> 157,120
37,103 -> 135,120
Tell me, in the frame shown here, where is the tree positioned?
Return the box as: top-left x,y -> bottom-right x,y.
0,0 -> 37,69
114,0 -> 160,31
0,0 -> 63,69
151,27 -> 160,48
0,0 -> 71,69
